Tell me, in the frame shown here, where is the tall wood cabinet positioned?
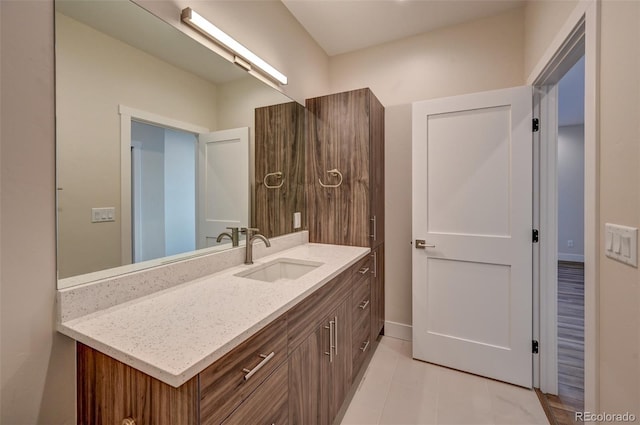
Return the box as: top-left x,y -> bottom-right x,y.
306,87 -> 385,339
254,101 -> 306,238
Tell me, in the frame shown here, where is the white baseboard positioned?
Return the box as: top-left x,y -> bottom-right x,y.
384,320 -> 412,341
558,253 -> 584,262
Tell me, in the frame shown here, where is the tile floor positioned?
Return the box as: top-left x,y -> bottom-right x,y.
340,336 -> 549,425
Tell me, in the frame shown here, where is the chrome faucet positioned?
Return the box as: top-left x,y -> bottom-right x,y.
216,227 -> 240,247
242,228 -> 271,265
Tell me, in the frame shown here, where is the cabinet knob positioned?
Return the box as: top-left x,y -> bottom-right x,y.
122,418 -> 136,425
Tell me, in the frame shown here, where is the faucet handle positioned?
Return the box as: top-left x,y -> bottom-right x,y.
241,227 -> 259,235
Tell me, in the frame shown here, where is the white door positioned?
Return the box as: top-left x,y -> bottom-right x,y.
412,86 -> 533,388
197,127 -> 249,249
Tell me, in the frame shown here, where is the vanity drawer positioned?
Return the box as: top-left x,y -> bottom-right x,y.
351,302 -> 371,376
200,316 -> 287,425
348,255 -> 372,284
351,272 -> 371,318
221,362 -> 288,425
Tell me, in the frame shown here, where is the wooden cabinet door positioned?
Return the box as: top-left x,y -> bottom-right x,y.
307,89 -> 370,247
288,327 -> 322,424
320,299 -> 352,425
77,344 -> 198,425
222,363 -> 288,425
369,92 -> 385,248
254,101 -> 305,238
289,297 -> 352,425
370,245 -> 385,341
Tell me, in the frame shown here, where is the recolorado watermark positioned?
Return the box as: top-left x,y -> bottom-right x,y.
575,411 -> 637,422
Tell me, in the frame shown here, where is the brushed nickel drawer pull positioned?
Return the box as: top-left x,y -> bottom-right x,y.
242,351 -> 275,381
360,340 -> 370,352
359,299 -> 370,309
371,252 -> 377,278
334,315 -> 338,355
358,267 -> 370,274
324,320 -> 335,363
370,216 -> 377,240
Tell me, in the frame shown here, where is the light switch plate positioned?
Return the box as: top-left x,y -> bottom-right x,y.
605,223 -> 637,267
293,212 -> 301,229
92,207 -> 116,223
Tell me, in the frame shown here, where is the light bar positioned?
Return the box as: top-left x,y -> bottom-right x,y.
181,7 -> 288,85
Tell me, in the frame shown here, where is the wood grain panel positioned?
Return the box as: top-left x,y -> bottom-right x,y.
287,263 -> 353,353
77,343 -> 198,425
320,299 -> 352,425
369,91 -> 385,248
254,101 -> 305,238
200,316 -> 287,425
306,89 -> 371,247
222,363 -> 289,425
288,327 -> 322,425
351,291 -> 371,377
370,245 -> 385,341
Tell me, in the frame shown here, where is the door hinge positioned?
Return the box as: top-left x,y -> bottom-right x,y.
532,118 -> 540,132
532,340 -> 539,354
532,229 -> 539,243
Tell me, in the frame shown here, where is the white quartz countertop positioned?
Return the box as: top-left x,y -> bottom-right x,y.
58,243 -> 370,387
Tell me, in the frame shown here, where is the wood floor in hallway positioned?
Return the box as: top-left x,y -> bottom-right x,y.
541,261 -> 585,425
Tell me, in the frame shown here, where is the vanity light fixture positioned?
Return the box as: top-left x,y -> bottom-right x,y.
181,7 -> 288,85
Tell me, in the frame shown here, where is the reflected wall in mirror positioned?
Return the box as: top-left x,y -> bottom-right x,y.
56,0 -> 303,287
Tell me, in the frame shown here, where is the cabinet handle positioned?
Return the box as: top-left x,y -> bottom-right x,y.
242,352 -> 275,381
334,315 -> 338,356
358,267 -> 370,274
360,340 -> 370,352
370,216 -> 377,240
371,252 -> 377,278
122,418 -> 136,425
324,321 -> 334,363
359,299 -> 370,310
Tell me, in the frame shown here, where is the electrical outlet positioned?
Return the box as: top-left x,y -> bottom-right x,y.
293,212 -> 301,229
567,240 -> 574,248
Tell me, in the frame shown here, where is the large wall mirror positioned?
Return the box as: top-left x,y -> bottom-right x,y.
56,0 -> 305,288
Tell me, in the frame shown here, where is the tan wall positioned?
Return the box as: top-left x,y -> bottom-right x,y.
329,8 -> 526,327
525,0 -> 640,413
134,0 -> 330,105
56,13 -> 219,278
1,1 -> 76,424
329,7 -> 525,106
523,0 -> 580,79
598,0 -> 640,414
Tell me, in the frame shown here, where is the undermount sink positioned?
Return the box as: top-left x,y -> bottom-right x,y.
235,258 -> 323,282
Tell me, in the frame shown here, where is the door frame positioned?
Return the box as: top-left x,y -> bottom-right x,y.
119,105 -> 209,265
528,0 -> 598,412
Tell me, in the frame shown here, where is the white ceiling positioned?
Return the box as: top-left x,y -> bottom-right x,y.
282,0 -> 525,56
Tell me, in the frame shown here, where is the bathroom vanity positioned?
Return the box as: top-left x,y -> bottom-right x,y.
58,238 -> 378,425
